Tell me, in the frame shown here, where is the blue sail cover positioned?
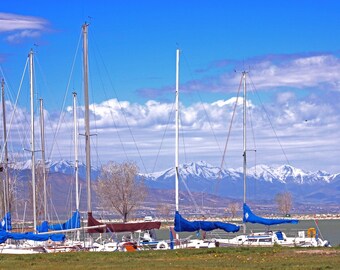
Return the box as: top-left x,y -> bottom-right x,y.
243,203 -> 298,226
174,211 -> 240,233
0,231 -> 65,244
37,211 -> 80,232
0,212 -> 12,231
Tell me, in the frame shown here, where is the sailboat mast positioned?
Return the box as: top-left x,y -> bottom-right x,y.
82,23 -> 92,213
73,91 -> 80,241
39,98 -> 47,221
29,49 -> 37,232
242,71 -> 247,234
175,49 -> 180,212
72,92 -> 80,213
1,79 -> 10,217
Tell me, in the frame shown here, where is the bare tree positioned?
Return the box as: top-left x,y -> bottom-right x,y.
156,203 -> 171,220
275,192 -> 293,216
226,202 -> 240,219
95,161 -> 147,222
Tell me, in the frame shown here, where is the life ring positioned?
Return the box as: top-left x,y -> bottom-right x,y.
47,239 -> 54,246
156,241 -> 169,250
307,228 -> 316,238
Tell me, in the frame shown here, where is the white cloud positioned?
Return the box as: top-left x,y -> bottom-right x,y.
0,12 -> 49,43
248,55 -> 340,90
0,13 -> 48,32
276,92 -> 295,104
154,54 -> 340,97
6,30 -> 41,43
26,94 -> 337,174
4,52 -> 340,174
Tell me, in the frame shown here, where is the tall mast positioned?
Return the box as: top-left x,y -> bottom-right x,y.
175,49 -> 180,213
73,92 -> 80,241
39,98 -> 47,221
242,71 -> 247,234
29,49 -> 37,232
82,23 -> 92,213
1,79 -> 10,219
72,92 -> 80,213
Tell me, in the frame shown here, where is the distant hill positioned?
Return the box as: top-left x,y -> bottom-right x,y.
141,161 -> 340,204
8,160 -> 339,220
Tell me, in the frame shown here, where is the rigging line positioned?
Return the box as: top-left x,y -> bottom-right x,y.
182,53 -> 223,156
0,65 -> 16,104
88,53 -> 102,169
248,74 -> 291,166
219,75 -> 243,174
84,38 -> 130,164
179,111 -> 188,164
89,30 -> 129,162
247,99 -> 258,198
35,56 -> 51,100
35,55 -> 63,174
0,58 -> 29,162
151,99 -> 175,173
47,29 -> 82,160
90,43 -> 109,169
178,171 -> 200,213
90,31 -> 147,173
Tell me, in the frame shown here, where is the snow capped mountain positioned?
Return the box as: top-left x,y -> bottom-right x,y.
9,159 -> 100,180
8,159 -> 339,203
144,161 -> 334,185
142,161 -> 339,203
243,164 -> 333,184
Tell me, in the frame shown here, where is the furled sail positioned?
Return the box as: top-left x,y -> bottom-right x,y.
243,203 -> 298,226
37,211 -> 80,233
0,231 -> 65,244
0,212 -> 12,231
174,211 -> 240,233
87,212 -> 161,233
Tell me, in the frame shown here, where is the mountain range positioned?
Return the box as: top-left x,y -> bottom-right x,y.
10,160 -> 340,207
141,161 -> 340,206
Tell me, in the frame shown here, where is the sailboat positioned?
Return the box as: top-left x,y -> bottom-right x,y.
172,49 -> 240,249
215,72 -> 330,247
0,50 -> 68,254
36,94 -> 80,235
75,23 -> 161,251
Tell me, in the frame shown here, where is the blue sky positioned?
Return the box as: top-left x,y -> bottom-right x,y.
1,1 -> 340,174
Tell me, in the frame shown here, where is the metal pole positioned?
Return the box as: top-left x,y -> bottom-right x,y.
1,79 -> 10,220
39,98 -> 47,221
73,92 -> 80,213
175,49 -> 180,213
242,71 -> 247,234
29,49 -> 37,232
82,23 -> 92,213
73,92 -> 80,241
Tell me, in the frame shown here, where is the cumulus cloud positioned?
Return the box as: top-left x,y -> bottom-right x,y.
37,93 -> 340,174
138,54 -> 340,99
4,52 -> 340,174
0,12 -> 49,43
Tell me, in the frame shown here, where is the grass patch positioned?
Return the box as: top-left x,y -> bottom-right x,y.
0,247 -> 339,269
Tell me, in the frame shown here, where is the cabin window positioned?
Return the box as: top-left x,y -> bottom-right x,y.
259,238 -> 271,242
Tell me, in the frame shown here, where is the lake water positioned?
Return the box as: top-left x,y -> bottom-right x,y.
155,219 -> 340,246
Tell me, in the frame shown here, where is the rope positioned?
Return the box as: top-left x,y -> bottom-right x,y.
90,29 -> 147,173
182,53 -> 223,156
248,74 -> 291,166
0,59 -> 29,162
219,75 -> 243,173
47,29 -> 82,160
151,99 -> 175,173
